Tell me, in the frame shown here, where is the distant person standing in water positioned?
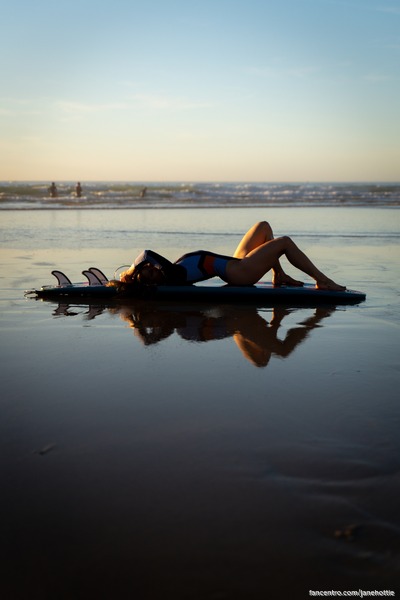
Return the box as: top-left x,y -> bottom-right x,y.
75,182 -> 82,198
140,186 -> 147,198
49,182 -> 58,198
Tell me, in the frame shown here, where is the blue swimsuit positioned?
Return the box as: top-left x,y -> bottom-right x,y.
175,251 -> 235,283
134,249 -> 237,284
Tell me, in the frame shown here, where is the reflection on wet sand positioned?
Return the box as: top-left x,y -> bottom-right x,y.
50,301 -> 335,367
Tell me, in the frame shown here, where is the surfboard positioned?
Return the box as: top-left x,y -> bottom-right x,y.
26,268 -> 366,306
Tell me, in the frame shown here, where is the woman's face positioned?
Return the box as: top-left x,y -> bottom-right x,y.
139,265 -> 165,284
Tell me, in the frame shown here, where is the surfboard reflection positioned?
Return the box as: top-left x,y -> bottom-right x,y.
50,301 -> 336,368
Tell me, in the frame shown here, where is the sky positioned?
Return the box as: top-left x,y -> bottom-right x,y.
0,0 -> 399,182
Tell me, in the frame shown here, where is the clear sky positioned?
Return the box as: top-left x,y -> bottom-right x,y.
1,0 -> 399,182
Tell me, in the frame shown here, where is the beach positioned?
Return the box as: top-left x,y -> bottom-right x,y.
1,205 -> 399,599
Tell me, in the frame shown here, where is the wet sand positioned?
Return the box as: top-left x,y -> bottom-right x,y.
1,208 -> 399,599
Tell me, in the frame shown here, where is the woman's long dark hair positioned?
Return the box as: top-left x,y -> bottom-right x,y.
106,263 -> 167,296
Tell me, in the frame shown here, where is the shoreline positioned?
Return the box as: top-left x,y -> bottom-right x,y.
2,203 -> 400,210
1,182 -> 399,211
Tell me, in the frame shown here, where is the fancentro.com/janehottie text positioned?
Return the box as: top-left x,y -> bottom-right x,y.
309,591 -> 395,598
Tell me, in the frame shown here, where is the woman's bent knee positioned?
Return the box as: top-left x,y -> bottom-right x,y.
273,235 -> 293,254
255,221 -> 272,236
260,220 -> 270,230
278,235 -> 293,245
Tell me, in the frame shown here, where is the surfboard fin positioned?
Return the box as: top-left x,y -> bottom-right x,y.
82,270 -> 103,285
88,267 -> 108,283
51,270 -> 72,286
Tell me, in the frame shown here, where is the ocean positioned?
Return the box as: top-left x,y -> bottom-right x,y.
1,180 -> 400,209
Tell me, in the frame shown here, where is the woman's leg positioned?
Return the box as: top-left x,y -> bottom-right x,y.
227,236 -> 346,290
233,221 -> 303,286
233,221 -> 274,258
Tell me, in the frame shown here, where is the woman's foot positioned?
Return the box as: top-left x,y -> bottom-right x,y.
316,277 -> 346,291
272,272 -> 304,287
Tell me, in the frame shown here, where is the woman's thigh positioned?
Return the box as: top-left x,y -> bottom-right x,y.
233,221 -> 273,258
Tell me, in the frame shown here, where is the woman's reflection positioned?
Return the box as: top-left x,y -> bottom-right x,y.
52,301 -> 334,367
115,303 -> 335,368
51,300 -> 335,367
